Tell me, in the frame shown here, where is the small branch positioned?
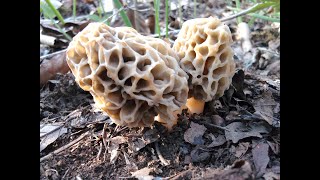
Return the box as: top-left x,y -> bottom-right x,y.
155,141 -> 170,166
40,131 -> 90,162
40,49 -> 66,61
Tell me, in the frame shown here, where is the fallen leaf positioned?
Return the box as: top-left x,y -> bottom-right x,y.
252,142 -> 270,178
207,134 -> 226,148
40,51 -> 70,86
204,160 -> 253,179
231,69 -> 246,100
143,129 -> 160,144
225,121 -> 270,143
263,172 -> 280,180
131,167 -> 154,180
190,147 -> 211,163
211,115 -> 225,126
128,129 -> 159,152
108,136 -> 128,163
40,123 -> 68,152
110,150 -> 120,164
253,90 -> 277,125
184,122 -> 207,145
267,141 -> 279,155
234,142 -> 250,158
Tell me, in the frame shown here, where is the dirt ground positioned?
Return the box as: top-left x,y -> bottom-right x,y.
40,0 -> 280,179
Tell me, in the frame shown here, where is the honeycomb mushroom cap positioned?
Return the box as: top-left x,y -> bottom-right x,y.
173,16 -> 235,102
66,23 -> 189,129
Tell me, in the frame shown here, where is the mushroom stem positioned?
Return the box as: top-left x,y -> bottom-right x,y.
186,97 -> 205,114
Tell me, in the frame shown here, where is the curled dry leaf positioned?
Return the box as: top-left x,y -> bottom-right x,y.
207,134 -> 226,148
40,123 -> 68,152
40,51 -> 70,86
184,122 -> 207,145
128,129 -> 159,152
234,142 -> 250,158
131,167 -> 154,180
190,147 -> 211,163
108,136 -> 128,164
225,121 -> 270,143
253,90 -> 277,125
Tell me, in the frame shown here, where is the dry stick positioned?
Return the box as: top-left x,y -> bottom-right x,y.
155,141 -> 170,166
40,49 -> 67,61
40,131 -> 90,162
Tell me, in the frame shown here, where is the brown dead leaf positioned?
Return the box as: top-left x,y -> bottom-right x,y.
190,147 -> 211,163
203,160 -> 253,179
253,90 -> 277,125
127,8 -> 150,35
207,134 -> 226,148
128,129 -> 159,152
234,142 -> 250,158
225,121 -> 270,143
184,122 -> 207,145
267,141 -> 279,155
263,171 -> 280,180
131,167 -> 154,180
40,51 -> 70,86
252,141 -> 270,178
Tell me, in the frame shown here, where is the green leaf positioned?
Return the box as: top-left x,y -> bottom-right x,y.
43,0 -> 65,24
88,14 -> 102,22
40,1 -> 56,19
112,0 -> 132,27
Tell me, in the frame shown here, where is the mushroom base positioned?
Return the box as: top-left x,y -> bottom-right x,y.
186,97 -> 205,114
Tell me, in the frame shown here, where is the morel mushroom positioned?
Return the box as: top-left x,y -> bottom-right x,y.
66,23 -> 189,129
173,17 -> 236,114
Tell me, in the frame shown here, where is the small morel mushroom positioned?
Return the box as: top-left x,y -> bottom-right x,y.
173,17 -> 236,114
66,23 -> 189,129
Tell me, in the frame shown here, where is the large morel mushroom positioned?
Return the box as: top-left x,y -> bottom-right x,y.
66,23 -> 189,129
173,17 -> 236,114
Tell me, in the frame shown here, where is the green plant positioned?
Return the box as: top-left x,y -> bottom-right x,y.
154,0 -> 160,37
165,0 -> 169,38
40,0 -> 71,41
223,0 -> 280,23
73,0 -> 76,21
113,0 -> 132,27
43,0 -> 65,25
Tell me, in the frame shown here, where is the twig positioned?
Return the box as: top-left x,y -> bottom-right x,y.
96,142 -> 103,160
102,123 -> 109,162
201,121 -> 229,131
40,49 -> 66,61
102,6 -> 126,23
61,168 -> 70,179
40,131 -> 90,162
155,141 -> 170,166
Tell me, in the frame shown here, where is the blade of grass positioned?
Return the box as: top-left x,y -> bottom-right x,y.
73,0 -> 76,21
235,0 -> 242,23
178,0 -> 182,27
154,0 -> 160,37
44,0 -> 65,25
165,0 -> 169,38
222,2 -> 278,22
113,0 -> 132,27
193,0 -> 196,18
44,15 -> 72,41
227,7 -> 280,22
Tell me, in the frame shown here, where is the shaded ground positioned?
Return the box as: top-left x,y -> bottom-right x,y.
40,0 -> 280,179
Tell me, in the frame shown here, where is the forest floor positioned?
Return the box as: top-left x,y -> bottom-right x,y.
40,0 -> 280,179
